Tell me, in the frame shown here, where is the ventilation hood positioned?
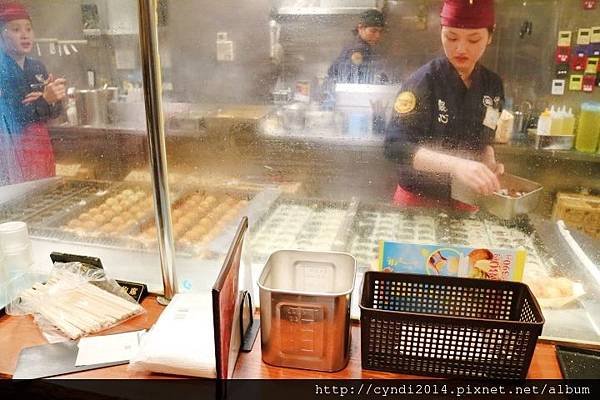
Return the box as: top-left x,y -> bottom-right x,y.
277,0 -> 382,15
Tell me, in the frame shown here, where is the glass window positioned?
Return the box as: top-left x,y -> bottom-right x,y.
1,0 -> 599,347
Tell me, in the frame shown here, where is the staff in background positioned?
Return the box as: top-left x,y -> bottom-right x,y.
322,9 -> 389,108
0,1 -> 65,185
384,0 -> 504,209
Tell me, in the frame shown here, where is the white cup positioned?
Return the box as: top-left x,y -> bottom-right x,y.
0,221 -> 31,253
2,243 -> 33,279
0,248 -> 6,283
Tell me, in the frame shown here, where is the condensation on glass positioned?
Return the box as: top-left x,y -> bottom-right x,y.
1,0 -> 599,346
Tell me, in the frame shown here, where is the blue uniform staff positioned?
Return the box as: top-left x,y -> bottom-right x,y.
0,50 -> 61,135
385,57 -> 504,200
384,0 -> 505,208
0,1 -> 65,185
322,9 -> 389,107
326,36 -> 389,86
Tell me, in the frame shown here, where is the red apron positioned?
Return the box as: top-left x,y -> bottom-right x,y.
393,185 -> 478,212
13,122 -> 55,182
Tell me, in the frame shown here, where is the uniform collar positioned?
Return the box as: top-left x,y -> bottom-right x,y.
440,57 -> 483,91
0,50 -> 29,71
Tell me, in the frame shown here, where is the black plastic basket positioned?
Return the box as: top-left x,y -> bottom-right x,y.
360,272 -> 545,379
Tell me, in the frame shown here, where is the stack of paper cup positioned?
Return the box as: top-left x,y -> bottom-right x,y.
0,247 -> 6,284
0,221 -> 33,279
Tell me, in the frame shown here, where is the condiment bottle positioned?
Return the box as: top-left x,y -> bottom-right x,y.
575,102 -> 600,152
563,108 -> 576,136
537,108 -> 552,135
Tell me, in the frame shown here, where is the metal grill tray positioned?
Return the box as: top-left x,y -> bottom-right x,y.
31,182 -> 160,250
346,204 -> 546,273
0,180 -> 108,224
134,187 -> 260,256
249,196 -> 358,263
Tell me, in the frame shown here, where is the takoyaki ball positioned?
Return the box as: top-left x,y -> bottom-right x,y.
111,216 -> 125,226
93,214 -> 107,225
120,212 -> 134,222
106,198 -> 118,206
111,205 -> 123,214
172,209 -> 184,220
82,220 -> 97,230
88,207 -> 101,215
67,219 -> 81,229
100,223 -> 115,233
78,212 -> 92,221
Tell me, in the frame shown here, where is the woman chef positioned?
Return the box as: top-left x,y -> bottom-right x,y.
0,1 -> 66,184
384,0 -> 504,208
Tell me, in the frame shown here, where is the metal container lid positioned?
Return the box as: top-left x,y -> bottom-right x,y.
258,250 -> 356,296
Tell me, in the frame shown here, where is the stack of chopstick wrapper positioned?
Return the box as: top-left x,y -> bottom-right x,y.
19,274 -> 144,340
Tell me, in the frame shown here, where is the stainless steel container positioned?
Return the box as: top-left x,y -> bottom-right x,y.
534,133 -> 574,150
75,89 -> 109,126
451,173 -> 543,220
258,250 -> 356,372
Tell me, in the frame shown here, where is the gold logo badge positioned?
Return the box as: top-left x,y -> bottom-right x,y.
351,51 -> 363,65
394,91 -> 417,114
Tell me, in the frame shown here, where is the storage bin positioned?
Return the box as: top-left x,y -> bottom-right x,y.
360,271 -> 544,379
259,250 -> 356,372
552,192 -> 600,239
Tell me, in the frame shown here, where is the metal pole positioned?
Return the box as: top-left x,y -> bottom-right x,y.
137,0 -> 176,305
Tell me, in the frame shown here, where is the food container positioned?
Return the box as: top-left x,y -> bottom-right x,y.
75,89 -> 109,126
304,110 -> 334,131
281,103 -> 307,131
360,271 -> 545,379
0,221 -> 30,252
534,133 -> 574,150
451,173 -> 543,220
258,250 -> 356,372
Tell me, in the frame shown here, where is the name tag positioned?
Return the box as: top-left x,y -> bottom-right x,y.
483,106 -> 500,130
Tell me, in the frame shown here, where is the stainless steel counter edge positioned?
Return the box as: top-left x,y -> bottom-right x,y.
49,124 -> 600,162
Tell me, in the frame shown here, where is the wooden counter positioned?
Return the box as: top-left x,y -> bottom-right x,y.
0,296 -> 562,379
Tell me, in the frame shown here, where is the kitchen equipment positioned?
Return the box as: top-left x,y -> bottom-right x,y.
534,133 -> 574,150
281,103 -> 307,131
304,110 -> 335,131
556,345 -> 600,379
258,250 -> 356,372
335,83 -> 400,136
360,271 -> 545,379
451,173 -> 543,220
552,192 -> 600,239
75,89 -> 109,126
513,110 -> 525,135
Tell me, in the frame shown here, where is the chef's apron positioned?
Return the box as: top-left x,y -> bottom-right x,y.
13,122 -> 55,181
393,185 -> 478,212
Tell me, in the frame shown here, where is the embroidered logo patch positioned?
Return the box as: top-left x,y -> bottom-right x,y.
438,99 -> 448,113
394,91 -> 417,114
351,51 -> 363,65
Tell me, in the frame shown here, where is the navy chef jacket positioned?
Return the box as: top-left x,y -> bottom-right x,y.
322,36 -> 389,108
0,50 -> 62,135
384,57 -> 504,200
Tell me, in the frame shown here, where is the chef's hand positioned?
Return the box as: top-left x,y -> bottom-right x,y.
481,145 -> 504,176
42,74 -> 67,104
22,91 -> 43,105
452,158 -> 501,196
